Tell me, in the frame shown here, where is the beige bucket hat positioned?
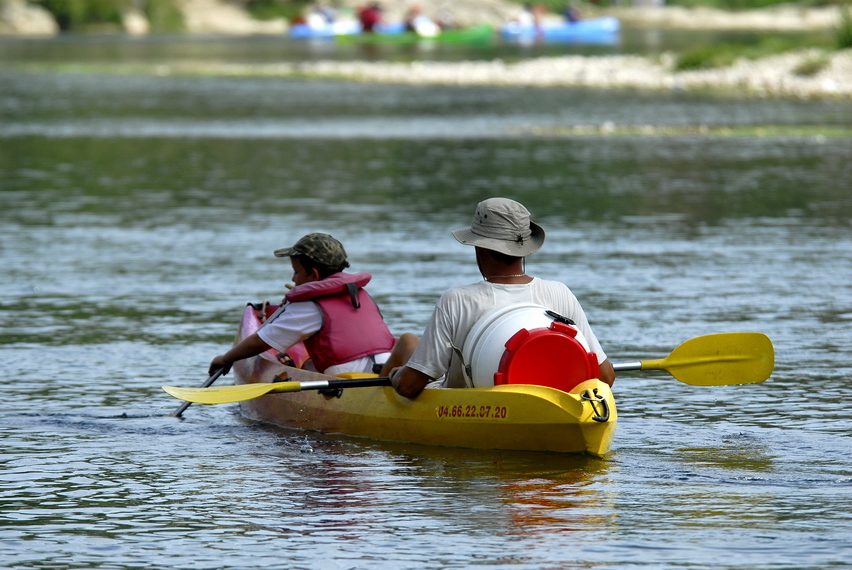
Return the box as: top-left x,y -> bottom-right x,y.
452,197 -> 545,257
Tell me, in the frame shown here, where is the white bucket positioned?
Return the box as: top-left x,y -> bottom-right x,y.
461,303 -> 590,388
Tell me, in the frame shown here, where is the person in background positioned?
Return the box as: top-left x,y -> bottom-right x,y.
511,3 -> 545,36
208,233 -> 396,378
516,2 -> 536,27
403,4 -> 422,31
564,2 -> 582,23
381,197 -> 615,398
306,4 -> 336,28
435,7 -> 457,30
358,2 -> 383,33
403,4 -> 440,36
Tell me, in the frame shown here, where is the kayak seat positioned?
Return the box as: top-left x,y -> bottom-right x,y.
263,304 -> 280,320
494,321 -> 599,391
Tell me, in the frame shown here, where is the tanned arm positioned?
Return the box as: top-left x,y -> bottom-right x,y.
208,332 -> 272,376
391,366 -> 434,399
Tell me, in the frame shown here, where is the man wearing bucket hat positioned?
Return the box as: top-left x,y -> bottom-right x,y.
208,233 -> 396,378
385,198 -> 615,398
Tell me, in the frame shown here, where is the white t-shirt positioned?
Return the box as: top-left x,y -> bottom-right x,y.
257,301 -> 390,376
406,278 -> 607,388
517,9 -> 535,27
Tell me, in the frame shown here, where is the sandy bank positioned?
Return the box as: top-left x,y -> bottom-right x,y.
161,48 -> 851,99
4,0 -> 850,99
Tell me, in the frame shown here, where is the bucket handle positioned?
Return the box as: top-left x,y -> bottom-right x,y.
448,341 -> 474,388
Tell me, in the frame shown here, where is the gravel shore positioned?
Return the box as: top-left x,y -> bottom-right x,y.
4,0 -> 850,99
176,47 -> 851,99
169,2 -> 852,99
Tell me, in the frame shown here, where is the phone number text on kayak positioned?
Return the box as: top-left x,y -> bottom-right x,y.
436,404 -> 508,420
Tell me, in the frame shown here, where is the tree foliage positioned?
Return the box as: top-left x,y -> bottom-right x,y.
33,0 -> 126,30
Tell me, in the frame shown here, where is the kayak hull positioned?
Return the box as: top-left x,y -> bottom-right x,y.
289,21 -> 361,38
289,21 -> 403,38
501,17 -> 620,44
233,304 -> 617,456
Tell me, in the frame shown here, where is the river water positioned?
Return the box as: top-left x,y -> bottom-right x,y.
1,35 -> 851,569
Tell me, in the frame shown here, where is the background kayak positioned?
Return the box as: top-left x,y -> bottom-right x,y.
501,16 -> 621,43
289,20 -> 404,38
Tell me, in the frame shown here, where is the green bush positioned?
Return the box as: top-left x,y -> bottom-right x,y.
675,44 -> 731,70
792,52 -> 829,75
145,0 -> 184,32
33,0 -> 126,30
243,0 -> 309,21
674,34 -> 825,71
837,5 -> 852,48
33,0 -> 185,32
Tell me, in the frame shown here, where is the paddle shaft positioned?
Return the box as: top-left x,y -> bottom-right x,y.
612,361 -> 643,372
171,367 -> 226,417
297,376 -> 392,391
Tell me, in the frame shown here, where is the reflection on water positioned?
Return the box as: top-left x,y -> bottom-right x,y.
1,52 -> 851,568
3,137 -> 850,225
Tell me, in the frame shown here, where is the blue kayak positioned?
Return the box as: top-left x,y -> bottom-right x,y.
289,21 -> 404,39
500,16 -> 620,44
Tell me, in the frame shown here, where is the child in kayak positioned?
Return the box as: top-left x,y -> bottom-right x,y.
208,233 -> 396,377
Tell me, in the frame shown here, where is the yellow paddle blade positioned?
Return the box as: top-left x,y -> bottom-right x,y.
642,332 -> 774,386
162,382 -> 300,404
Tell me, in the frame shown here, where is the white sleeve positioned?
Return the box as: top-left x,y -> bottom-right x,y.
256,301 -> 322,353
406,294 -> 455,380
568,301 -> 607,363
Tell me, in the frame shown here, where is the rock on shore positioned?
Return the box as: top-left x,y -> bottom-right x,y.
177,0 -> 287,34
0,0 -> 292,35
0,0 -> 58,35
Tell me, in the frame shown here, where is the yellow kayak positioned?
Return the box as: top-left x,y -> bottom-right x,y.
164,303 -> 775,455
231,304 -> 617,456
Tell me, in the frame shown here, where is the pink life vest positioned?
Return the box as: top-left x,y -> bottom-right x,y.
284,272 -> 395,372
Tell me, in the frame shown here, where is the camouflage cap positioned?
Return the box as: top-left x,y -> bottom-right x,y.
274,233 -> 347,267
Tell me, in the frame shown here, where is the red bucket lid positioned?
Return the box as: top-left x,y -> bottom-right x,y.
495,321 -> 599,391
